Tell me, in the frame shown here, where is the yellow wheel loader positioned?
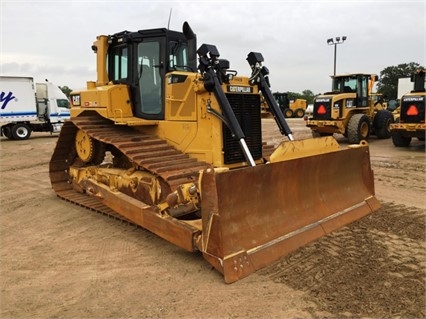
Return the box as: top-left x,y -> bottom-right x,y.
273,92 -> 307,118
390,69 -> 426,147
305,74 -> 394,143
370,93 -> 388,110
49,22 -> 380,283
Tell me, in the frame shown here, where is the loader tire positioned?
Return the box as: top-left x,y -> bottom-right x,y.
373,110 -> 393,139
11,123 -> 31,140
294,108 -> 305,118
283,108 -> 293,118
391,131 -> 411,147
347,114 -> 370,144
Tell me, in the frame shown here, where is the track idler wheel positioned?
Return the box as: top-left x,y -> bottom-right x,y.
75,129 -> 105,164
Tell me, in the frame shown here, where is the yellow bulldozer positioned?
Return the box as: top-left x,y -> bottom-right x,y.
49,22 -> 380,283
305,73 -> 394,143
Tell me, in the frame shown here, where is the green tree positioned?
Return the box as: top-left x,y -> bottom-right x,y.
300,89 -> 315,104
273,90 -> 316,105
59,86 -> 72,98
284,90 -> 315,104
287,91 -> 303,101
377,62 -> 423,100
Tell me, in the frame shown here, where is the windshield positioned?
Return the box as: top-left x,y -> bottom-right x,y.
57,99 -> 70,109
333,76 -> 357,93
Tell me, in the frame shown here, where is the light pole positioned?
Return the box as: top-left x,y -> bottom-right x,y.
327,36 -> 347,75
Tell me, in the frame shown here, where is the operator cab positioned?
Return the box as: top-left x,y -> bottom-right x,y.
313,73 -> 377,120
273,92 -> 290,113
331,74 -> 377,107
106,24 -> 196,120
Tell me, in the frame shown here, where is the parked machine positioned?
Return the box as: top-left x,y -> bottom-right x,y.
390,69 -> 426,147
305,73 -> 394,143
260,92 -> 306,118
273,92 -> 307,118
0,76 -> 70,140
49,23 -> 380,283
370,93 -> 388,110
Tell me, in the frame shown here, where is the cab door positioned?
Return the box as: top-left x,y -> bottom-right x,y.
356,76 -> 369,107
134,38 -> 165,120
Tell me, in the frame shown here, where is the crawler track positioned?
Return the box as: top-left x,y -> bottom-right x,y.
49,113 -> 212,219
49,113 -> 275,222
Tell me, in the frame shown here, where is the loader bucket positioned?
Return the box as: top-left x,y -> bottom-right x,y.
199,138 -> 380,283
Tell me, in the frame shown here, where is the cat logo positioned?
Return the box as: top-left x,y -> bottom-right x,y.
227,86 -> 253,93
71,94 -> 81,106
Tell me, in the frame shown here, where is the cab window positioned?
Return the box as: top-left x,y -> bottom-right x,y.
169,41 -> 188,71
108,46 -> 128,82
357,76 -> 368,107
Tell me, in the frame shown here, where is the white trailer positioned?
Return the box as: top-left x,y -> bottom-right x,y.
0,76 -> 70,140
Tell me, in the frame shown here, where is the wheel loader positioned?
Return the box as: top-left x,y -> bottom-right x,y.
273,92 -> 307,118
390,69 -> 426,147
305,73 -> 394,143
49,22 -> 380,283
370,93 -> 388,110
261,92 -> 307,118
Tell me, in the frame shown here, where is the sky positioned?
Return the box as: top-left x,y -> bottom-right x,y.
1,0 -> 425,94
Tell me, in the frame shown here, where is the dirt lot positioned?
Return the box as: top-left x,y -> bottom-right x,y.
1,118 -> 425,318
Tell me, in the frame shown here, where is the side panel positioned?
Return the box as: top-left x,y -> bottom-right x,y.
70,84 -> 135,121
165,73 -> 197,121
0,76 -> 37,123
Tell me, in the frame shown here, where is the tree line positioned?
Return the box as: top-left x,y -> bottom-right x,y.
376,62 -> 423,100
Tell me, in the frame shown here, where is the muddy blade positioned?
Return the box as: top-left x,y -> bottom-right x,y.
200,145 -> 380,283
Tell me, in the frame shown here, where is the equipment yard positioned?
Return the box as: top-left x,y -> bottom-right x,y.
1,118 -> 425,318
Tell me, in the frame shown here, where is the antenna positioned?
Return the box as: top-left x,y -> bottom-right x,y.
167,8 -> 172,29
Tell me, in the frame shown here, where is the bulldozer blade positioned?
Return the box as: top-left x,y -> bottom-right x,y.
199,142 -> 380,283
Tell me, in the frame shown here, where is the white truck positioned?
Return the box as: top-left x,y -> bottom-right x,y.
0,76 -> 70,140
